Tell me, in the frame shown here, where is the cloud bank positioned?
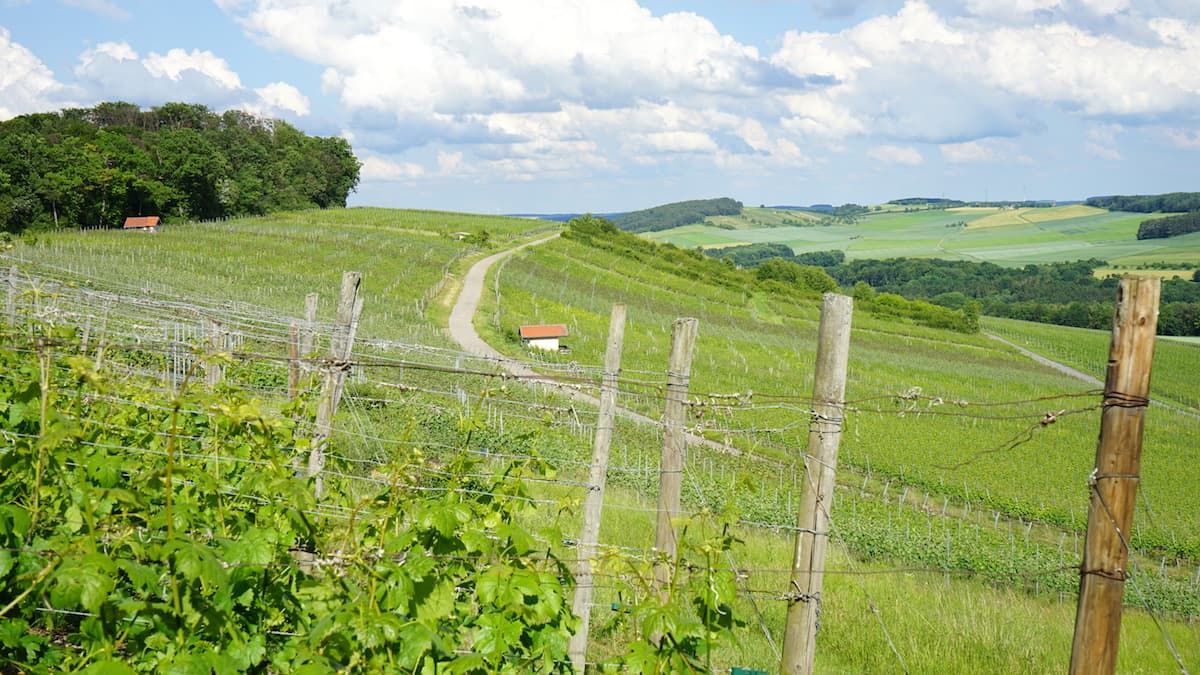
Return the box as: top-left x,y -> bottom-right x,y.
1,0 -> 1198,205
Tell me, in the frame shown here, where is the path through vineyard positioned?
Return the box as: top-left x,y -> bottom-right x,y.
445,231 -> 745,456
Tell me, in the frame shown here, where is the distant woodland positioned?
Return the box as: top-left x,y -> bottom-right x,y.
1137,212 -> 1200,240
826,257 -> 1200,336
1086,192 -> 1200,213
613,197 -> 742,233
0,102 -> 361,233
702,244 -> 1200,336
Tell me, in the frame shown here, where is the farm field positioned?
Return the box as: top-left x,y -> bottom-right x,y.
645,204 -> 1200,270
3,207 -> 1198,671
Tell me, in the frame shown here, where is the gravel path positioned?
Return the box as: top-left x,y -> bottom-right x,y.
446,233 -> 558,376
444,232 -> 752,458
984,333 -> 1103,387
986,333 -> 1198,420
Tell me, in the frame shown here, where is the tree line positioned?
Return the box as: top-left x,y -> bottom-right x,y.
825,257 -> 1200,336
1086,192 -> 1200,213
0,101 -> 361,233
1136,212 -> 1200,240
705,242 -> 845,268
699,245 -> 1200,336
612,197 -> 742,233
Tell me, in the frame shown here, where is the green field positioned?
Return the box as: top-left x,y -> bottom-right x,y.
645,205 -> 1200,270
4,208 -> 1198,671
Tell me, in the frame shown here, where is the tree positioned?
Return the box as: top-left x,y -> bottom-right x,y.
0,102 -> 362,231
755,258 -> 837,294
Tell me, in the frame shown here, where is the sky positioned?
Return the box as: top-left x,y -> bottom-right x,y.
1,0 -> 1199,214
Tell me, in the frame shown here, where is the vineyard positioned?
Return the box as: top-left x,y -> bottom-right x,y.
2,208 -> 1198,672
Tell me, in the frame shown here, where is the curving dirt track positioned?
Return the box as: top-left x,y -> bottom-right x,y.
446,233 -> 558,376
444,233 -> 750,457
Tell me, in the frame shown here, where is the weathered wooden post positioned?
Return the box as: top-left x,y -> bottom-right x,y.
5,265 -> 16,328
205,318 -> 224,389
288,321 -> 301,400
781,293 -> 853,675
1070,276 -> 1160,675
568,303 -> 627,672
302,293 -> 318,365
654,318 -> 698,591
309,273 -> 362,500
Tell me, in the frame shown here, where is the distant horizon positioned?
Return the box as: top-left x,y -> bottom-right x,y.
499,195 -> 1100,218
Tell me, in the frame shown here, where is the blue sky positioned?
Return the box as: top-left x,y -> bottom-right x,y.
2,0 -> 1198,214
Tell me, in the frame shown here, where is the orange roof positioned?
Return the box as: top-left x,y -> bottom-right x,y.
123,216 -> 161,229
519,324 -> 568,339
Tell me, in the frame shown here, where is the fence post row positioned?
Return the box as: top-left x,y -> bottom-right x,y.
654,317 -> 698,594
1069,276 -> 1160,675
309,272 -> 362,500
568,303 -> 627,673
782,292 -> 853,675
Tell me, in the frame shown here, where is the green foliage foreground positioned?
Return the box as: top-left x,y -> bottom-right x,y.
0,325 -> 741,673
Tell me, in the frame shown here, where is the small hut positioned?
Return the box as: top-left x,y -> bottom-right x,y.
123,216 -> 161,232
519,324 -> 568,352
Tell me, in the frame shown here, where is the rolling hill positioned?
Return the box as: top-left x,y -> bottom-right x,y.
3,207 -> 1197,672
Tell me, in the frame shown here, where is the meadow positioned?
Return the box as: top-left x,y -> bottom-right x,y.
645,205 -> 1200,270
3,207 -> 1198,671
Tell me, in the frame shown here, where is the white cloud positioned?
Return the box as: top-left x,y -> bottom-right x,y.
636,131 -> 719,153
144,48 -> 242,89
868,145 -> 923,165
72,41 -> 309,120
230,1 -> 785,116
254,82 -> 309,116
1164,128 -> 1200,149
0,27 -> 71,120
1076,0 -> 1129,15
770,0 -> 1200,144
360,156 -> 425,180
940,141 -> 995,163
210,0 -> 1200,192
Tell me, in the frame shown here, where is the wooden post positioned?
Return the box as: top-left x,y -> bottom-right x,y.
654,317 -> 698,590
568,303 -> 627,672
309,272 -> 362,500
332,294 -> 364,411
781,293 -> 853,675
302,292 -> 318,366
288,321 -> 301,400
1070,276 -> 1160,675
205,318 -> 224,389
5,265 -> 16,328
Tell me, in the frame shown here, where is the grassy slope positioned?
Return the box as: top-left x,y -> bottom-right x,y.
646,205 -> 1200,270
479,232 -> 1199,667
481,235 -> 1199,551
7,207 -> 554,344
6,208 -> 1198,671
